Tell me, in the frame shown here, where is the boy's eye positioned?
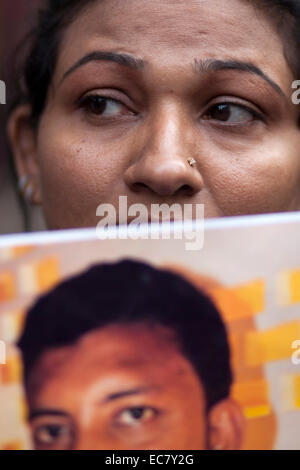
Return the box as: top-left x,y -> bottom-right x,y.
116,406 -> 158,427
33,423 -> 72,447
203,103 -> 259,123
80,95 -> 133,117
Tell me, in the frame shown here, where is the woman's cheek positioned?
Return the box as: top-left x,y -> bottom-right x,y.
204,136 -> 300,215
36,127 -> 128,228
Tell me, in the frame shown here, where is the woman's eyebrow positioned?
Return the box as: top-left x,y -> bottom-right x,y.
60,51 -> 145,85
59,51 -> 287,102
194,58 -> 287,100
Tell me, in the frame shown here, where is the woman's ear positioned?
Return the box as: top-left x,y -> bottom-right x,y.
207,399 -> 245,450
7,104 -> 42,205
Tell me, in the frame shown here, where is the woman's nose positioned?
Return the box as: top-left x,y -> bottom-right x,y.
124,104 -> 203,198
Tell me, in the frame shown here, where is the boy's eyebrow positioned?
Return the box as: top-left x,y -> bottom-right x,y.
60,51 -> 145,84
60,51 -> 287,100
29,409 -> 71,421
103,385 -> 160,403
194,58 -> 287,100
28,387 -> 159,418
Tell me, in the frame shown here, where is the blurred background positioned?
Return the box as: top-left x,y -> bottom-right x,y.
0,0 -> 45,234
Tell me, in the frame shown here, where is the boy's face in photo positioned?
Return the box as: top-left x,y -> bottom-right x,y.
10,0 -> 300,227
25,324 -> 242,450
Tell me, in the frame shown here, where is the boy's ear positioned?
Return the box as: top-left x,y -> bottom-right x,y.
207,398 -> 245,450
7,104 -> 42,205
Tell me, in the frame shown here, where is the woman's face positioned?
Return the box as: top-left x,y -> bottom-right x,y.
10,0 -> 300,228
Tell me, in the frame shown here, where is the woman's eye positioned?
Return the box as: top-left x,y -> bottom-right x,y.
80,95 -> 132,117
203,103 -> 259,123
33,424 -> 72,447
116,407 -> 158,427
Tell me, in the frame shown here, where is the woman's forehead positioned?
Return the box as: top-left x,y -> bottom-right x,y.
55,0 -> 292,89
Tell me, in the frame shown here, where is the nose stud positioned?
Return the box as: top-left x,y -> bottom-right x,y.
187,157 -> 197,168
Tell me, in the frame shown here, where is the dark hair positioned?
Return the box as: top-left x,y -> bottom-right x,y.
13,0 -> 97,125
11,0 -> 300,126
18,259 -> 232,410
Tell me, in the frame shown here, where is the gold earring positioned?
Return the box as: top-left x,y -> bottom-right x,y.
18,175 -> 30,193
18,175 -> 34,204
187,157 -> 197,168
